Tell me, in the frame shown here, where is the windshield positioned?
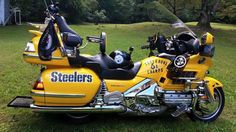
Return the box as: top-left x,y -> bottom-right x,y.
144,1 -> 195,37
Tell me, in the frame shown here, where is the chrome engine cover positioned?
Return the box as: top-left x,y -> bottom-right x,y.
163,93 -> 192,106
123,79 -> 167,115
104,91 -> 123,105
122,79 -> 194,115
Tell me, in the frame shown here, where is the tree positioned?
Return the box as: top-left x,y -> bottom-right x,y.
197,0 -> 221,29
82,0 -> 108,24
99,0 -> 135,23
215,0 -> 236,24
134,0 -> 158,22
160,0 -> 183,15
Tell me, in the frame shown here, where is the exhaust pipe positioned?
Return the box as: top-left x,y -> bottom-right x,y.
30,104 -> 126,113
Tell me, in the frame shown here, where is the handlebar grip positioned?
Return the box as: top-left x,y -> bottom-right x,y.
86,36 -> 101,43
141,44 -> 150,49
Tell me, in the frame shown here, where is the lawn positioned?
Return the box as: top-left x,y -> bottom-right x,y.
0,22 -> 236,132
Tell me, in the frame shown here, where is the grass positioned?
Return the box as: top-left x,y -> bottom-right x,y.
0,22 -> 236,131
187,22 -> 236,31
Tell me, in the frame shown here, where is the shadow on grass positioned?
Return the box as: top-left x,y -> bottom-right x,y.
7,112 -> 186,131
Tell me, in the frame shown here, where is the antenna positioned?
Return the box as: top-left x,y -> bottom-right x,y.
51,0 -> 54,4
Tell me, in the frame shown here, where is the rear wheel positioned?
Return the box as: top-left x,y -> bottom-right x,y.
65,113 -> 90,123
188,88 -> 224,122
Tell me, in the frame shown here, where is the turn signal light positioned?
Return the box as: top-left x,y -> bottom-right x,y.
33,80 -> 44,90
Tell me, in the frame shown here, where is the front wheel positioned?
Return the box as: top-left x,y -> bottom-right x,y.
188,88 -> 225,122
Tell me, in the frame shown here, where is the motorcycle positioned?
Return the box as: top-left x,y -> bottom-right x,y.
8,1 -> 224,122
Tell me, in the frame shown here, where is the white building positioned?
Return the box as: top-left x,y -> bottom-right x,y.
0,0 -> 10,25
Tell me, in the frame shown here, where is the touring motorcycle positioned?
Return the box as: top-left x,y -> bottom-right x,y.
8,2 -> 224,122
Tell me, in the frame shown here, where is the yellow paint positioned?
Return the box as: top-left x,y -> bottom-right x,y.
204,77 -> 223,97
31,90 -> 45,106
161,55 -> 212,90
137,56 -> 171,82
203,32 -> 214,45
42,68 -> 100,106
105,77 -> 145,93
28,30 -> 42,36
136,55 -> 213,91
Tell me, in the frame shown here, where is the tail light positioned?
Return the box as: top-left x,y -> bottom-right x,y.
33,79 -> 44,90
25,41 -> 36,52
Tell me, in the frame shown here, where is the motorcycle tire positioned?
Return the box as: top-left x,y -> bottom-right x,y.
65,113 -> 91,124
187,88 -> 224,122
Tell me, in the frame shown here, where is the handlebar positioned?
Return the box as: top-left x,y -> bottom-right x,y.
86,36 -> 101,43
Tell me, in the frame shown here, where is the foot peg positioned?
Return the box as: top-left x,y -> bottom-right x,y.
171,104 -> 188,117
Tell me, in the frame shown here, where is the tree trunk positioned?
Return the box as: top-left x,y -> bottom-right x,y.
197,0 -> 211,29
166,0 -> 177,15
197,11 -> 211,29
173,0 -> 176,15
197,0 -> 221,29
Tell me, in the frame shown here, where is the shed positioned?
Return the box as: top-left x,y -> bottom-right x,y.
0,0 -> 10,25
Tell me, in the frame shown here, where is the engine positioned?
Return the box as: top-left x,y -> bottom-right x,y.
122,79 -> 193,115
163,93 -> 192,106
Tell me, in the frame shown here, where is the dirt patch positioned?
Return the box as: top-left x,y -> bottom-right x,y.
0,112 -> 10,124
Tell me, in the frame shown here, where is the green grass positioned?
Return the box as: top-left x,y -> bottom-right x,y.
0,22 -> 236,131
187,22 -> 236,31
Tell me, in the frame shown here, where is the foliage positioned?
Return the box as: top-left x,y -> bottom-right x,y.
215,0 -> 236,24
10,0 -> 45,22
99,0 -> 135,23
80,0 -> 107,24
8,0 -> 236,24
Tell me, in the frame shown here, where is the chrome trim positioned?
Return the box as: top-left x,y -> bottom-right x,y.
124,79 -> 151,97
31,91 -> 44,97
23,53 -> 63,60
173,77 -> 197,80
31,91 -> 86,98
30,104 -> 126,113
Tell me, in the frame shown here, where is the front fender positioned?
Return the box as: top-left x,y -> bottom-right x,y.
204,77 -> 223,97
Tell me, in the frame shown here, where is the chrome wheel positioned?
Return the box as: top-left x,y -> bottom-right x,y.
188,88 -> 224,122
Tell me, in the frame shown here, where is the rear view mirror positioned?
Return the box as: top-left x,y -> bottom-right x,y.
201,32 -> 214,45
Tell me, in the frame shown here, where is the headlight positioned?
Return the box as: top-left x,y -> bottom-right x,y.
25,41 -> 36,52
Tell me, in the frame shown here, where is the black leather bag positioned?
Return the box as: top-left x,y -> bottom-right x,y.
38,20 -> 59,61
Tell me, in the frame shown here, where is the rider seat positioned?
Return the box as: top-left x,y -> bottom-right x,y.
101,62 -> 141,80
68,53 -> 140,80
158,53 -> 176,61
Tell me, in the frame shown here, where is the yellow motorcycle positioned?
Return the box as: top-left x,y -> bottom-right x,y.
8,2 -> 224,122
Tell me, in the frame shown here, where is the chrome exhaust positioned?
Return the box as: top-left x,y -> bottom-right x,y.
30,104 -> 126,113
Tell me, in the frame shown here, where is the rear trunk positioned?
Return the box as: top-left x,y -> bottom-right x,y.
34,68 -> 101,106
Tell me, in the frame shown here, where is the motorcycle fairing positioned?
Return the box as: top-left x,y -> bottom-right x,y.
105,77 -> 145,93
157,55 -> 211,90
137,56 -> 172,83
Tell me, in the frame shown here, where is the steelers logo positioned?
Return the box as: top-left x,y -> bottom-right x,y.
174,55 -> 187,68
114,55 -> 124,64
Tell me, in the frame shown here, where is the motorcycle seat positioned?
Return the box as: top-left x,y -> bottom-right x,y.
158,53 -> 176,61
90,53 -> 120,69
68,53 -> 140,80
101,62 -> 141,80
68,53 -> 127,69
